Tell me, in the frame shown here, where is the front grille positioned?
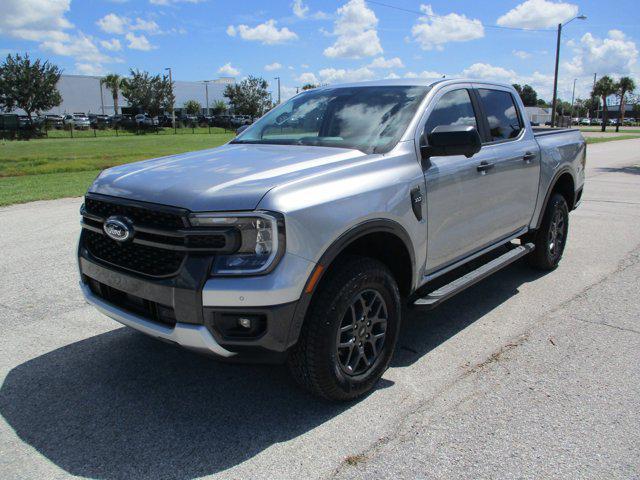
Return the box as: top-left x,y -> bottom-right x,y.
85,197 -> 186,229
87,278 -> 176,327
85,230 -> 185,277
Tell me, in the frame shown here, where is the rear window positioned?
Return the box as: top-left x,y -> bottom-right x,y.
477,89 -> 523,142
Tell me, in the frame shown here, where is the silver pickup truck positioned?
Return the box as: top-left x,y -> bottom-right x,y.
79,79 -> 585,400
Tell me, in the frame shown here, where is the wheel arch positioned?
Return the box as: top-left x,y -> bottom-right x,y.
285,219 -> 416,348
535,169 -> 576,230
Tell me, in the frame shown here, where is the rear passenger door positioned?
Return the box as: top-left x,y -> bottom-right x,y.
471,85 -> 541,242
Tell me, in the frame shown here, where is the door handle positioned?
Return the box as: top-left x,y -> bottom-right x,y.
477,161 -> 494,174
523,152 -> 536,163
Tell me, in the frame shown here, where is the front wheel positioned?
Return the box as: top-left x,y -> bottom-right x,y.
287,256 -> 401,401
527,193 -> 569,270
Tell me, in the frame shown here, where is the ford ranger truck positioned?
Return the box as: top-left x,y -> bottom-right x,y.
79,79 -> 586,401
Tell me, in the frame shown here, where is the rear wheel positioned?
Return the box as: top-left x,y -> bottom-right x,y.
527,193 -> 569,270
287,256 -> 401,401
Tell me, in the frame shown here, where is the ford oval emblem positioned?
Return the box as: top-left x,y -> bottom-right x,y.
103,216 -> 132,242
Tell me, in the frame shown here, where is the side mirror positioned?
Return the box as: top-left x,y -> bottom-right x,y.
421,125 -> 482,159
235,124 -> 249,135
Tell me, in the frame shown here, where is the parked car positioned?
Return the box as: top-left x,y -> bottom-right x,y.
623,117 -> 636,126
579,118 -> 591,125
17,115 -> 32,129
44,114 -> 64,129
134,114 -> 157,128
79,79 -> 586,401
64,114 -> 91,129
591,118 -> 603,125
89,114 -> 112,128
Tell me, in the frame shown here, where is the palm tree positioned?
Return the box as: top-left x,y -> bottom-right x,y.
615,77 -> 636,132
100,73 -> 122,115
592,76 -> 616,132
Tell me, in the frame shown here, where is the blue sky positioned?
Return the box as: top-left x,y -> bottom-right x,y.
1,0 -> 639,102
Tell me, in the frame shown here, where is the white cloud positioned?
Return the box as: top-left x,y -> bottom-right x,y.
385,72 -> 400,79
226,20 -> 298,45
0,0 -> 72,42
292,0 -> 309,18
513,50 -> 531,59
368,56 -> 404,69
264,62 -> 282,71
318,66 -> 376,84
218,62 -> 240,76
100,38 -> 122,51
564,30 -> 638,78
297,72 -> 319,84
125,32 -> 155,50
96,14 -> 127,34
404,70 -> 446,79
497,0 -> 578,29
292,0 -> 328,20
324,0 -> 382,59
75,62 -> 106,76
411,4 -> 484,51
41,33 -> 116,64
96,14 -> 160,35
462,63 -> 517,82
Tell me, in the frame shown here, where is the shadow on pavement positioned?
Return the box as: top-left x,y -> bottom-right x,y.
0,257 -> 546,479
594,165 -> 640,176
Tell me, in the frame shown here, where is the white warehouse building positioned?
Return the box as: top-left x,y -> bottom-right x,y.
39,74 -> 235,116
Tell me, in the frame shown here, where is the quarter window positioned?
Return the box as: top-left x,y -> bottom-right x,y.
477,89 -> 523,142
423,89 -> 477,139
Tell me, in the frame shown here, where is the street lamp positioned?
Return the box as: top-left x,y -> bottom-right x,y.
551,14 -> 587,127
203,80 -> 210,115
165,67 -> 175,128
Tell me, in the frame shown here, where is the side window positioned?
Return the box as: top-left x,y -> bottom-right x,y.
423,89 -> 477,139
477,89 -> 523,142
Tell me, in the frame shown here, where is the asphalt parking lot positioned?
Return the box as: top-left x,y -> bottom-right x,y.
1,139 -> 639,479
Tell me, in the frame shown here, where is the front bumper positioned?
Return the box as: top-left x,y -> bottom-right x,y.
79,241 -> 313,361
81,281 -> 235,357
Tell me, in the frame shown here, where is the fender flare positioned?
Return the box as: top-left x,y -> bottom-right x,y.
534,167 -> 576,230
285,218 -> 416,349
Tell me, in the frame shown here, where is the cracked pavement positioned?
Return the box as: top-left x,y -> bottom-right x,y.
1,139 -> 639,479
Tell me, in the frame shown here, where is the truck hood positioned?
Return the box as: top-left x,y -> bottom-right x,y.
89,143 -> 366,211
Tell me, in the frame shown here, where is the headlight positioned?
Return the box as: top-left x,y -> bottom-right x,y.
189,211 -> 284,275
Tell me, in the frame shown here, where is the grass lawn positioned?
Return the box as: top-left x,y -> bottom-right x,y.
0,132 -> 234,206
585,135 -> 640,144
578,127 -> 640,134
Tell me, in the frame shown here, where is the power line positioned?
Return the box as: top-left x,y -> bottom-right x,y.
367,0 -> 555,33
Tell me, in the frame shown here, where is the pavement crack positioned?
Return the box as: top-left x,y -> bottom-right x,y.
572,317 -> 640,336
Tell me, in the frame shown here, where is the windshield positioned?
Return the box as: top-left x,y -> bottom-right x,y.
232,85 -> 429,154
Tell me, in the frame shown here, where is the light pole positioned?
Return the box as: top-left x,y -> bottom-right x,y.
569,78 -> 577,124
165,67 -> 175,128
203,80 -> 210,115
551,14 -> 587,127
99,79 -> 105,115
274,76 -> 281,104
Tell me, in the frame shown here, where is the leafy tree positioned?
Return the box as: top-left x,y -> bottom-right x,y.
0,53 -> 62,123
120,69 -> 174,117
615,76 -> 636,131
301,83 -> 317,91
100,73 -> 122,115
512,83 -> 537,106
211,100 -> 227,115
592,75 -> 616,132
184,99 -> 202,115
536,98 -> 549,108
223,75 -> 272,117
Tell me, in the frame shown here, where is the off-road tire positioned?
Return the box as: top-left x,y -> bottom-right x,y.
526,193 -> 569,270
287,255 -> 401,401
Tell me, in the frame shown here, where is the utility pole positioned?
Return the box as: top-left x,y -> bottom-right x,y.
165,67 -> 175,128
204,80 -> 210,115
570,78 -> 576,124
550,14 -> 587,127
99,79 -> 105,115
274,76 -> 281,104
